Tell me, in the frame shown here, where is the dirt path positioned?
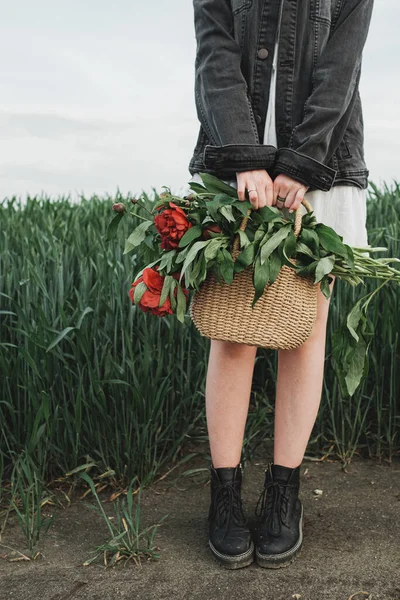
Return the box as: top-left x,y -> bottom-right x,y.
1,450 -> 399,600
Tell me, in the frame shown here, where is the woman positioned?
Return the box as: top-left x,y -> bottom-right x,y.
187,0 -> 375,569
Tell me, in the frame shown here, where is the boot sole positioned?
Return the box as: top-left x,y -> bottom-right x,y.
255,501 -> 304,569
209,539 -> 255,569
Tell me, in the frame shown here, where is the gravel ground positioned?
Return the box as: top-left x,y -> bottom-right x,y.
1,449 -> 399,600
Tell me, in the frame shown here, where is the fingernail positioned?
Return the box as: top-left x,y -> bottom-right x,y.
289,209 -> 293,213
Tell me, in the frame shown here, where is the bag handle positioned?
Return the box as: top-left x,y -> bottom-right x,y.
232,198 -> 314,258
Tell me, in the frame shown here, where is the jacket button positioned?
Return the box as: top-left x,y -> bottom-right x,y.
255,114 -> 262,124
257,48 -> 269,59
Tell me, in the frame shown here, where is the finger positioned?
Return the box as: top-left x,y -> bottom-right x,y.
273,179 -> 283,206
265,177 -> 274,207
247,189 -> 259,210
272,179 -> 278,205
276,188 -> 293,210
256,178 -> 267,209
289,187 -> 307,213
236,173 -> 247,201
274,180 -> 290,207
242,177 -> 260,209
280,187 -> 297,211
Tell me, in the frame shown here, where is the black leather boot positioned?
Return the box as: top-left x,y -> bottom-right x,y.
208,463 -> 254,569
254,461 -> 303,568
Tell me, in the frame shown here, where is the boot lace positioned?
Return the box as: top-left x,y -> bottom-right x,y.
210,481 -> 247,539
255,480 -> 293,535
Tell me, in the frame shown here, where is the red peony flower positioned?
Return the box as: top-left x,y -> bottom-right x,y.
202,222 -> 222,240
154,202 -> 193,250
129,266 -> 189,317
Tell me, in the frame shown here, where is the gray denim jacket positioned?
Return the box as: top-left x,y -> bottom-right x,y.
188,0 -> 374,192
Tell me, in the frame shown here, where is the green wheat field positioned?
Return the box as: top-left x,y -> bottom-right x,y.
0,180 -> 399,561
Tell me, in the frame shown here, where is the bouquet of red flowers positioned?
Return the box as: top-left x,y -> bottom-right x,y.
107,173 -> 400,396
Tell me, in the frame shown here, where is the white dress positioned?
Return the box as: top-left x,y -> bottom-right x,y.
188,19 -> 369,248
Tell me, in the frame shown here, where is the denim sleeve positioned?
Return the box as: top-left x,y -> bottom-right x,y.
272,0 -> 374,192
193,0 -> 277,175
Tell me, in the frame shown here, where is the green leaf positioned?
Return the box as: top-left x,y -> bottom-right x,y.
169,279 -> 178,311
190,253 -> 204,283
46,327 -> 76,352
258,206 -> 283,223
220,249 -> 235,284
301,211 -> 318,229
295,261 -> 318,278
76,307 -> 94,329
175,244 -> 192,264
252,255 -> 270,307
133,281 -> 147,305
345,243 -> 355,268
204,238 -> 223,261
320,275 -> 332,299
332,295 -> 375,397
284,230 -> 297,255
282,230 -> 297,267
124,220 -> 153,254
105,212 -> 125,242
314,255 -> 335,283
159,275 -> 174,307
205,201 -> 221,223
189,210 -> 202,223
260,224 -> 291,265
143,233 -> 155,250
345,297 -> 364,342
238,229 -> 251,249
219,205 -> 235,222
199,253 -> 208,284
184,240 -> 211,261
234,243 -> 255,273
183,262 -> 192,289
296,241 -> 318,259
315,223 -> 349,259
180,240 -> 211,283
178,225 -> 203,247
345,337 -> 368,397
254,225 -> 267,243
269,250 -> 282,285
129,258 -> 161,282
299,228 -> 320,254
197,173 -> 238,197
216,248 -> 226,264
158,249 -> 177,272
187,181 -> 207,195
176,283 -> 188,323
205,193 -> 235,221
211,260 -> 223,284
232,200 -> 254,216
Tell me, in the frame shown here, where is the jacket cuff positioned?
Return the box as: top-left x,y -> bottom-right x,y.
203,143 -> 277,176
272,148 -> 337,192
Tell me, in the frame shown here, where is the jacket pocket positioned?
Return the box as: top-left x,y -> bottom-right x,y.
231,0 -> 252,16
309,0 -> 332,25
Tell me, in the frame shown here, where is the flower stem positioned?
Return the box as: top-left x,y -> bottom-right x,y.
129,212 -> 151,222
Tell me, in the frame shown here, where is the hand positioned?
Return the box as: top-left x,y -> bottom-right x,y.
236,169 -> 274,210
273,173 -> 309,213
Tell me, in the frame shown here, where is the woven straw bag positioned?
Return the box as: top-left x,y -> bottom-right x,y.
189,198 -> 318,349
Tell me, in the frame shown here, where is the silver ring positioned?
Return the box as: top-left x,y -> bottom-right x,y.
247,188 -> 258,194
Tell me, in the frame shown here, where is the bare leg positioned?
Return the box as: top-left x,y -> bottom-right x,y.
273,278 -> 336,468
206,339 -> 257,468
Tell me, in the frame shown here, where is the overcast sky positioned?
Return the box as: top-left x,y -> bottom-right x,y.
0,1 -> 398,202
